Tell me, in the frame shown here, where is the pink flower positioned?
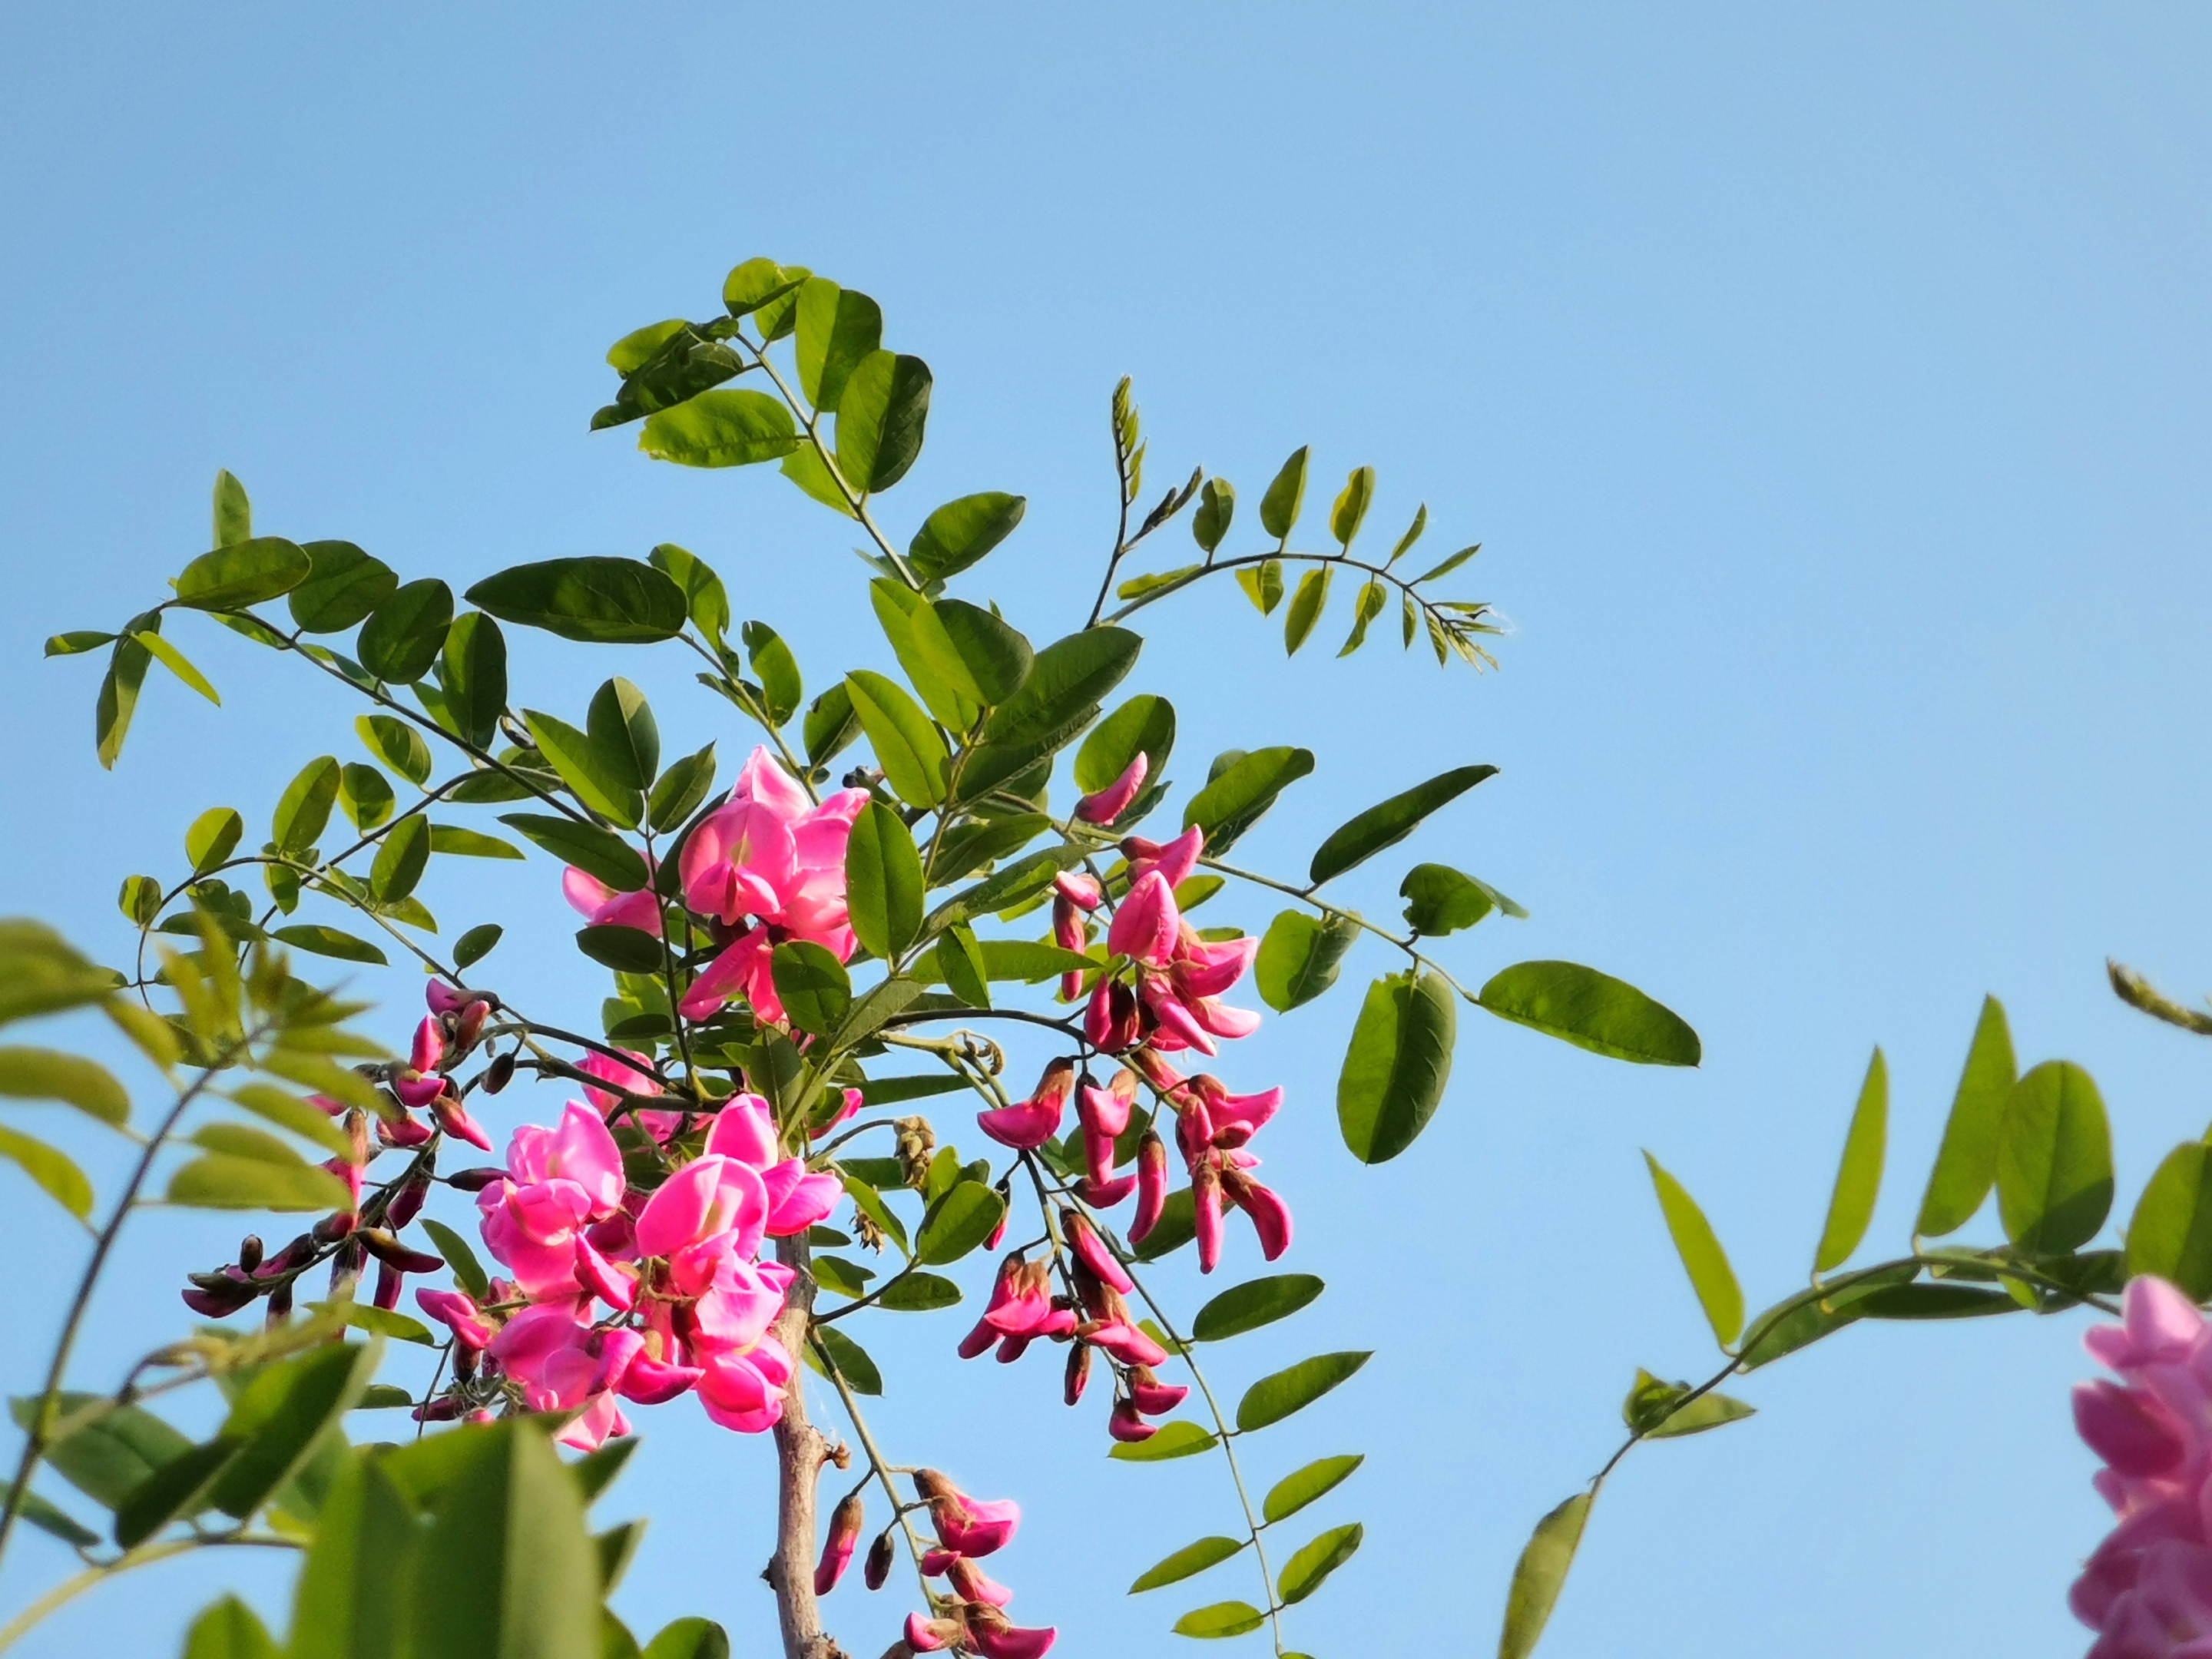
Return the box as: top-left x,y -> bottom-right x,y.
1129,1130 -> 1168,1244
487,1303 -> 634,1451
965,1607 -> 1057,1659
816,1492 -> 864,1595
1126,1365 -> 1187,1416
1108,1399 -> 1155,1442
978,1059 -> 1076,1151
477,1103 -> 628,1300
959,1256 -> 1075,1362
1063,1210 -> 1132,1296
1075,753 -> 1147,825
703,1094 -> 843,1237
810,1087 -> 864,1139
416,1287 -> 495,1350
677,749 -> 869,1023
563,866 -> 664,936
918,1472 -> 1021,1558
432,1094 -> 494,1151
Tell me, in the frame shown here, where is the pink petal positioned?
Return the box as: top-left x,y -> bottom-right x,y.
978,1099 -> 1065,1150
1075,753 -> 1148,825
1108,872 -> 1181,965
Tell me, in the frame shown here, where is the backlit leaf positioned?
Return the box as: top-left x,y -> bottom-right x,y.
1997,1060 -> 2114,1256
1477,961 -> 1700,1066
0,1047 -> 128,1124
1812,1048 -> 1887,1272
2128,1142 -> 2212,1300
1263,1454 -> 1363,1524
0,1122 -> 92,1218
1235,1351 -> 1369,1432
1108,1419 -> 1217,1462
1915,995 -> 2017,1238
289,541 -> 399,634
1309,765 -> 1496,886
1130,1536 -> 1243,1593
1644,1153 -> 1742,1346
1173,1601 -> 1265,1639
1278,1522 -> 1361,1605
835,350 -> 932,493
467,558 -> 689,644
357,579 -> 453,684
1336,971 -> 1455,1164
175,538 -> 312,611
1498,1493 -> 1590,1659
638,388 -> 800,469
1283,567 -> 1331,654
908,492 -> 1027,584
1259,446 -> 1309,539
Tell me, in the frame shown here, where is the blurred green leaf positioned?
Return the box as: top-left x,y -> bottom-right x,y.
0,1123 -> 91,1219
95,628 -> 153,769
0,1046 -> 128,1124
339,763 -> 394,832
1193,478 -> 1234,553
9,1393 -> 191,1509
210,469 -> 252,547
167,1153 -> 348,1212
429,825 -> 523,860
187,806 -> 244,874
1234,558 -> 1283,615
1498,1493 -> 1590,1659
2128,1141 -> 2212,1299
453,923 -> 502,969
135,631 -> 220,704
875,1272 -> 960,1312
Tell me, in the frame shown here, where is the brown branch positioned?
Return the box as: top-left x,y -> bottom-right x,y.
766,1232 -> 844,1659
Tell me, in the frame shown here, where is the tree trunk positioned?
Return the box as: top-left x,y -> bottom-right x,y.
768,1233 -> 842,1659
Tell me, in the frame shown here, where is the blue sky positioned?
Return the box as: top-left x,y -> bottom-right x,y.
2,6 -> 2210,1656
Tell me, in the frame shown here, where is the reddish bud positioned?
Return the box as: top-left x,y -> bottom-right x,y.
482,1051 -> 515,1094
385,1173 -> 431,1230
1108,1398 -> 1156,1442
1063,1340 -> 1091,1406
445,1165 -> 507,1192
864,1526 -> 896,1591
816,1491 -> 865,1595
373,1261 -> 403,1310
313,1210 -> 356,1244
266,1280 -> 294,1321
236,1234 -> 263,1273
1128,1131 -> 1168,1244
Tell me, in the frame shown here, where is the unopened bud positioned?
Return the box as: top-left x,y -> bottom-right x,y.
895,1116 -> 938,1190
815,1490 -> 865,1595
445,1165 -> 506,1192
1064,1340 -> 1091,1406
373,1261 -> 402,1310
482,1051 -> 515,1094
453,998 -> 489,1051
864,1528 -> 896,1591
313,1210 -> 356,1244
385,1172 -> 432,1230
237,1234 -> 263,1273
266,1280 -> 294,1321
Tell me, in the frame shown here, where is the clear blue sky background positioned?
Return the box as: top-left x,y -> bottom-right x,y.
2,7 -> 2208,1656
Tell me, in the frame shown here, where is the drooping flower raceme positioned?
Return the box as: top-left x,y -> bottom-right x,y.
2071,1276 -> 2212,1656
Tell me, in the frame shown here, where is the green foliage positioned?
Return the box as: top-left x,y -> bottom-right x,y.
1108,1420 -> 1216,1462
1308,765 -> 1495,886
357,580 -> 453,684
909,493 -> 1026,584
1915,995 -> 2018,1238
1476,961 -> 1700,1066
467,558 -> 689,644
1498,1494 -> 1591,1659
1996,1060 -> 2113,1255
1192,1273 -> 1323,1341
1235,1351 -> 1369,1432
1278,1521 -> 1362,1604
1643,1153 -> 1742,1347
1131,1535 -> 1243,1593
1336,970 -> 1455,1163
1812,1048 -> 1887,1273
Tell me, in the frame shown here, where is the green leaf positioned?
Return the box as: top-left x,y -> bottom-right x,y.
2128,1142 -> 2212,1300
95,629 -> 153,770
467,558 -> 689,645
723,256 -> 809,319
135,631 -> 220,704
1916,995 -> 2018,1238
1108,1419 -> 1217,1462
1308,766 -> 1495,886
1854,1282 -> 2019,1319
869,581 -> 979,730
339,763 -> 394,831
1192,1273 -> 1323,1341
846,800 -> 923,961
1192,478 -> 1234,553
741,621 -> 803,723
418,1217 -> 492,1300
803,682 -> 862,767
167,1153 -> 349,1212
270,757 -> 341,856
1644,1152 -> 1743,1346
805,1326 -> 882,1396
932,599 -> 1034,706
1811,1048 -> 1889,1273
1400,863 -> 1522,935
175,537 -> 312,611
1414,542 -> 1482,584
0,1122 -> 91,1218
835,350 -> 932,493
1173,1601 -> 1266,1639
1263,1454 -> 1363,1524
453,923 -> 502,969
909,492 -> 1027,583
1330,466 -> 1375,548
1498,1493 -> 1590,1659
1116,565 -> 1200,601
1997,1059 -> 2114,1255
356,579 -> 454,684
207,1340 -> 379,1521
1621,1370 -> 1757,1439
575,926 -> 665,974
11,1394 -> 191,1510
429,825 -> 524,860
335,1305 -> 435,1345
225,1084 -> 349,1154
588,678 -> 660,793
0,1046 -> 127,1126
919,939 -> 1094,986
651,544 -> 731,640
1283,567 -> 1332,654
1336,970 -> 1455,1164
498,814 -> 648,892
1386,504 -> 1428,565
641,1618 -> 732,1659
936,925 -> 991,1009
407,1422 -> 601,1659
1075,694 -> 1176,795
1477,961 -> 1700,1066
810,1254 -> 873,1297
356,715 -> 431,786
289,541 -> 399,634
1182,746 -> 1315,853
439,611 -> 508,750
45,630 -> 117,657
771,941 -> 852,1035
875,1271 -> 961,1312
1254,911 -> 1359,1015
20,1491 -> 100,1548
831,975 -> 926,1048
637,387 -> 800,469
776,445 -> 856,515
1131,1184 -> 1197,1261
1259,446 -> 1310,539
845,671 -> 949,808
118,873 -> 163,927
1235,1351 -> 1370,1432
982,627 -> 1142,748
525,710 -> 643,827
114,1437 -> 237,1547
1234,559 -> 1283,615
1338,579 -> 1387,655
211,469 -> 252,546
794,278 -> 883,412
1279,1521 -> 1362,1605
1131,1536 -> 1243,1593
370,816 -> 432,903
270,925 -> 387,966
916,1181 -> 1005,1265
187,806 -> 244,874
647,743 -> 717,833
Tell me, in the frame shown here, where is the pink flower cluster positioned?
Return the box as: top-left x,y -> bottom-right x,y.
2072,1277 -> 2212,1655
418,1065 -> 840,1451
899,1472 -> 1055,1659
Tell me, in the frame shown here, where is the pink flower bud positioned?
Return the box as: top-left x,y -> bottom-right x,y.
1064,1342 -> 1091,1406
1074,753 -> 1148,825
432,1095 -> 494,1151
864,1528 -> 896,1591
426,980 -> 475,1017
1084,982 -> 1139,1053
1129,1131 -> 1167,1244
373,1261 -> 403,1310
445,1165 -> 507,1192
965,1605 -> 1056,1659
410,1016 -> 446,1076
385,1173 -> 431,1230
1052,872 -> 1102,912
906,1612 -> 962,1653
1193,1163 -> 1224,1273
1220,1168 -> 1293,1261
2074,1379 -> 2187,1477
1126,1364 -> 1187,1415
946,1555 -> 1012,1608
1061,1210 -> 1133,1295
816,1491 -> 865,1595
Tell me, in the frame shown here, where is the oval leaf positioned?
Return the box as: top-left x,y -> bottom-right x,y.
1172,1601 -> 1266,1639
1131,1536 -> 1243,1594
875,1271 -> 961,1312
1996,1060 -> 2114,1256
1476,961 -> 1700,1066
1108,1419 -> 1217,1462
1255,911 -> 1359,1015
1278,1522 -> 1362,1605
175,538 -> 312,611
270,925 -> 387,966
0,1122 -> 93,1218
1336,971 -> 1455,1164
835,351 -> 932,493
0,1047 -> 129,1124
846,800 -> 923,962
1643,1152 -> 1743,1347
1235,1351 -> 1370,1433
1182,747 -> 1314,853
290,542 -> 398,633
1308,765 -> 1496,886
498,814 -> 649,892
1192,1273 -> 1324,1342
2128,1142 -> 2212,1300
1812,1048 -> 1887,1273
1498,1493 -> 1591,1659
637,389 -> 800,469
916,1181 -> 1005,1266
909,492 -> 1026,583
1262,1454 -> 1363,1525
467,558 -> 688,644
